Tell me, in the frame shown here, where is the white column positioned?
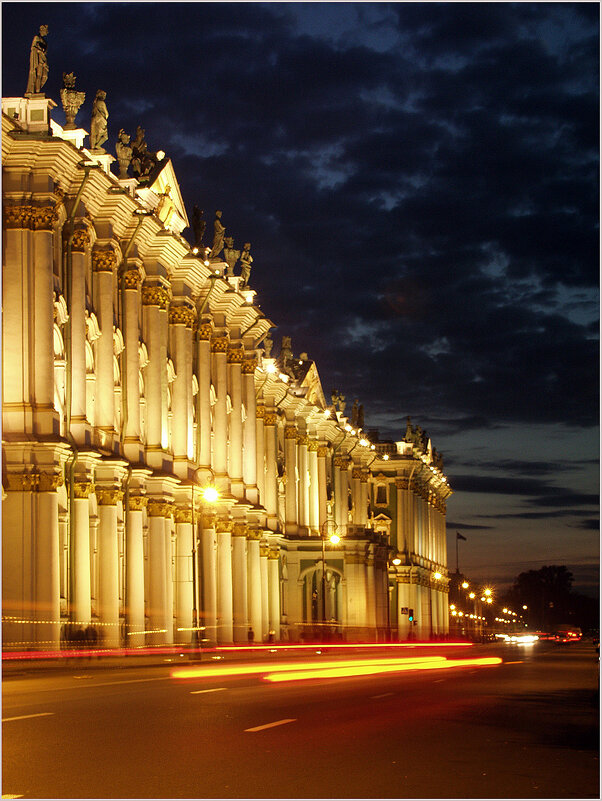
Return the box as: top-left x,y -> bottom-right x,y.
242,358 -> 258,504
125,494 -> 146,647
359,473 -> 369,526
366,551 -> 376,633
72,481 -> 93,626
246,533 -> 262,642
317,445 -> 328,531
142,286 -> 169,465
97,488 -> 121,647
284,422 -> 298,535
122,268 -> 141,459
228,348 -> 244,499
268,548 -> 280,638
308,442 -> 319,532
216,522 -> 233,643
174,507 -> 193,643
255,404 -> 265,506
164,516 -> 174,644
260,542 -> 269,640
147,500 -> 168,644
396,477 -> 411,556
36,475 -> 61,647
396,576 -> 411,640
197,325 -> 212,470
169,306 -> 195,470
232,524 -> 248,642
264,409 -> 278,529
201,513 -> 217,645
92,250 -> 116,436
211,336 -> 229,487
70,234 -> 89,443
351,466 -> 362,525
297,434 -> 310,533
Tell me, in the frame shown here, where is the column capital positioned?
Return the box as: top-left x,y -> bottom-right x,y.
32,205 -> 59,231
196,322 -> 213,341
217,518 -> 233,533
352,467 -> 363,480
246,528 -> 263,541
242,358 -> 258,374
168,305 -> 196,328
211,336 -> 229,353
284,424 -> 298,440
297,434 -> 310,446
308,440 -> 320,452
333,455 -> 348,469
232,522 -> 248,537
122,268 -> 141,291
256,404 -> 265,419
264,411 -> 277,426
70,227 -> 91,253
395,477 -> 410,490
147,499 -> 173,517
227,347 -> 244,364
128,494 -> 148,511
259,543 -> 270,558
360,471 -> 370,483
142,285 -> 170,310
96,488 -> 124,505
317,445 -> 329,458
201,512 -> 217,529
37,471 -> 65,492
73,481 -> 95,499
92,248 -> 117,273
268,547 -> 280,560
3,204 -> 33,229
175,507 -> 193,524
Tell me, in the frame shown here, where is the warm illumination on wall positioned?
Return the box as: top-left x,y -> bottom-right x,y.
202,486 -> 219,503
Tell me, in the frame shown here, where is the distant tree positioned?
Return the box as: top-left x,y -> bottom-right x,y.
508,565 -> 574,629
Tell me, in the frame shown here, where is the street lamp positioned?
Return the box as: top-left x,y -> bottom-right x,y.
191,477 -> 220,651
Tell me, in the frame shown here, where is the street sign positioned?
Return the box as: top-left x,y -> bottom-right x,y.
401,607 -> 408,614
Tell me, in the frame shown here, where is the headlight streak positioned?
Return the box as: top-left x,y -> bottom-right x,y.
171,655 -> 449,681
261,657 -> 503,683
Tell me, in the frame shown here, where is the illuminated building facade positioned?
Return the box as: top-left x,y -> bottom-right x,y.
2,90 -> 452,650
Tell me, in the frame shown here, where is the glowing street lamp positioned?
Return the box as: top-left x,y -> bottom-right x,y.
320,521 -> 341,632
191,479 -> 220,650
462,582 -> 469,589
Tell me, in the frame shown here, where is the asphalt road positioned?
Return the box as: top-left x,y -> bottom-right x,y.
2,641 -> 599,799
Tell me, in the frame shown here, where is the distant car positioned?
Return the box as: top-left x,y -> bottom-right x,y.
553,626 -> 582,643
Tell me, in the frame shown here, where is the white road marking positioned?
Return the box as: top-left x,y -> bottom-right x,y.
2,712 -> 55,723
2,794 -> 25,798
67,676 -> 171,689
433,679 -> 445,683
371,692 -> 394,699
190,687 -> 227,694
245,718 -> 296,732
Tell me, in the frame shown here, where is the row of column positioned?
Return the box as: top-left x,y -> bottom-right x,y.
395,477 -> 447,566
395,573 -> 449,640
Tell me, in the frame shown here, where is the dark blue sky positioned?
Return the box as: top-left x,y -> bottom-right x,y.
3,2 -> 599,594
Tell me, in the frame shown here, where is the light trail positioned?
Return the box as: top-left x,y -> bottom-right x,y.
262,656 -> 503,682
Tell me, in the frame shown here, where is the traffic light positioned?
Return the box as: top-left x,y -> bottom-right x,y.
408,608 -> 414,622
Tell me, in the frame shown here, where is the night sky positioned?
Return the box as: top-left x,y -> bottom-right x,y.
2,3 -> 599,595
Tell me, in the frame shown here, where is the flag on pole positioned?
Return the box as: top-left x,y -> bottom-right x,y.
456,532 -> 467,541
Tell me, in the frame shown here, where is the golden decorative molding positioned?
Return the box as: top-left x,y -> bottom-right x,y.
264,412 -> 277,426
360,471 -> 369,483
259,543 -> 270,558
352,468 -> 363,480
71,228 -> 90,253
232,523 -> 248,538
246,528 -> 263,541
201,512 -> 217,529
128,494 -> 148,512
3,205 -> 33,229
32,206 -> 59,231
333,456 -> 349,469
268,547 -> 280,560
255,405 -> 265,419
147,499 -> 173,517
217,519 -> 233,533
284,425 -> 297,440
169,306 -> 196,328
308,440 -> 320,452
96,488 -> 124,505
297,434 -> 310,446
396,477 -> 409,490
92,250 -> 117,273
73,481 -> 95,499
197,323 -> 213,341
37,471 -> 65,492
227,348 -> 244,364
142,285 -> 170,310
122,269 -> 141,290
317,445 -> 329,458
344,552 -> 365,564
175,508 -> 193,524
242,358 -> 258,374
396,574 -> 410,584
211,336 -> 229,353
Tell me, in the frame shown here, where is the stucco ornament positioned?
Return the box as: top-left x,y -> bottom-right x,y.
60,72 -> 85,130
90,90 -> 108,150
26,24 -> 49,94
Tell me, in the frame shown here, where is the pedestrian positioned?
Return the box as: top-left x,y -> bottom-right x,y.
247,626 -> 254,644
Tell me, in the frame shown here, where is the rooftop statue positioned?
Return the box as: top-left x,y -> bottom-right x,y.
90,90 -> 108,151
223,235 -> 240,277
115,129 -> 133,179
131,126 -> 157,179
263,333 -> 273,359
351,399 -> 359,426
192,206 -> 206,249
60,72 -> 85,130
209,210 -> 226,260
240,242 -> 253,287
26,24 -> 49,95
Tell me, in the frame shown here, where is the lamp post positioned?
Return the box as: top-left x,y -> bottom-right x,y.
191,478 -> 219,652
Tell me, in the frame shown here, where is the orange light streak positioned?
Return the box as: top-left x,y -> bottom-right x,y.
171,655 -> 448,680
262,657 -> 503,682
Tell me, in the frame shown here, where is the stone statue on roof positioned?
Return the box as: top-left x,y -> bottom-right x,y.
115,129 -> 133,179
240,242 -> 253,287
60,72 -> 85,130
192,206 -> 206,249
223,235 -> 240,277
26,24 -> 49,95
90,90 -> 108,151
131,126 -> 157,179
263,333 -> 273,359
209,210 -> 226,260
